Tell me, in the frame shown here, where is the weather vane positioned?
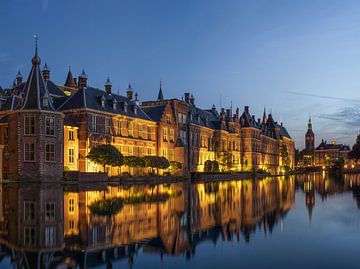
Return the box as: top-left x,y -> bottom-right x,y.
34,33 -> 38,55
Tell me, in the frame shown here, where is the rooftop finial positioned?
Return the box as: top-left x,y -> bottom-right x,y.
31,34 -> 41,65
34,34 -> 38,57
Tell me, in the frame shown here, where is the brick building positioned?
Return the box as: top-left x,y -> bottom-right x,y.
0,46 -> 295,179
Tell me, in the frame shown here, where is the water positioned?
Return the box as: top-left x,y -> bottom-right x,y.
0,173 -> 359,269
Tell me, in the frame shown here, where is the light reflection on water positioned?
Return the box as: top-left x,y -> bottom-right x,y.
0,173 -> 360,268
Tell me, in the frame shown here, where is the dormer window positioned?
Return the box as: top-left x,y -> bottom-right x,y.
113,99 -> 117,110
101,96 -> 105,108
124,102 -> 128,113
134,106 -> 137,115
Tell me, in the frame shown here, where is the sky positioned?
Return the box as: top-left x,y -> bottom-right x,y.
1,0 -> 360,149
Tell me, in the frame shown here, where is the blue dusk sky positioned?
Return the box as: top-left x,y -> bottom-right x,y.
1,0 -> 360,149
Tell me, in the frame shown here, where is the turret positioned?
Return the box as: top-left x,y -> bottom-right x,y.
16,70 -> 23,86
42,63 -> 50,80
126,84 -> 133,100
157,81 -> 164,101
105,77 -> 112,94
78,69 -> 88,89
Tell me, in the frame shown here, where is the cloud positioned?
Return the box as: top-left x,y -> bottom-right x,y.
318,104 -> 360,127
285,90 -> 360,102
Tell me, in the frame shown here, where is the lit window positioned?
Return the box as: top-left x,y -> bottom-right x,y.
163,128 -> 168,141
162,148 -> 167,158
24,201 -> 35,221
45,143 -> 55,162
68,130 -> 74,140
138,124 -> 142,138
45,117 -> 55,136
166,114 -> 171,124
45,202 -> 55,221
105,117 -> 111,134
127,122 -> 133,136
69,198 -> 75,213
117,120 -> 122,135
24,142 -> 35,161
24,115 -> 35,135
170,128 -> 174,142
69,220 -> 75,229
147,126 -> 152,140
68,148 -> 74,163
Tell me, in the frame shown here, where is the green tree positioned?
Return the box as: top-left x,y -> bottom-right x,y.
204,160 -> 220,172
170,161 -> 182,170
280,144 -> 291,172
349,134 -> 360,164
87,144 -> 123,171
216,151 -> 233,172
124,156 -> 145,168
143,156 -> 170,174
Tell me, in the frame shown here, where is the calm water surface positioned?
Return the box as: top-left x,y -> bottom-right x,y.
0,173 -> 360,269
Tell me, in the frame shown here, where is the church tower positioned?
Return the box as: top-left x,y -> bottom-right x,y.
305,115 -> 315,152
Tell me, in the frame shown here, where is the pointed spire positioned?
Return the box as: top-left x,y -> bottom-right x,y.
21,38 -> 54,111
157,80 -> 164,101
64,66 -> 77,88
78,68 -> 88,89
308,113 -> 312,130
262,107 -> 267,125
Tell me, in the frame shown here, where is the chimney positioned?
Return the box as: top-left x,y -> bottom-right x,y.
16,70 -> 23,86
42,63 -> 50,80
126,84 -> 133,100
244,106 -> 249,113
105,77 -> 112,94
78,69 -> 88,89
184,93 -> 190,104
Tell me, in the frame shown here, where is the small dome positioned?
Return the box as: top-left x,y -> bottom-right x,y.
32,55 -> 41,65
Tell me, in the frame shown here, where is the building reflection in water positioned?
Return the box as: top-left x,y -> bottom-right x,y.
0,174 -> 359,268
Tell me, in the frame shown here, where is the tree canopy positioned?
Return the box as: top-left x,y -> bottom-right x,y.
349,134 -> 360,161
87,144 -> 123,170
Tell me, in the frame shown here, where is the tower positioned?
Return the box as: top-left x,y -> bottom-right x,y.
105,77 -> 112,94
305,115 -> 315,152
126,84 -> 133,100
6,36 -> 64,180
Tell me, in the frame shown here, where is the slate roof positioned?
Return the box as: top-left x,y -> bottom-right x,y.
142,105 -> 166,122
46,80 -> 67,97
189,104 -> 221,129
21,51 -> 55,111
316,141 -> 350,151
0,95 -> 21,111
57,86 -> 152,121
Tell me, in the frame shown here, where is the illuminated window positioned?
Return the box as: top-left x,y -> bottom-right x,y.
166,114 -> 171,124
45,143 -> 55,162
45,202 -> 55,221
24,115 -> 35,135
105,117 -> 111,134
162,148 -> 167,158
24,202 -> 35,221
129,146 -> 133,155
147,126 -> 152,139
69,198 -> 75,213
45,117 -> 55,136
24,142 -> 35,161
117,120 -> 122,135
170,129 -> 174,142
163,128 -> 168,141
68,148 -> 74,163
138,124 -> 142,138
68,130 -> 74,140
69,220 -> 75,230
127,122 -> 133,136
